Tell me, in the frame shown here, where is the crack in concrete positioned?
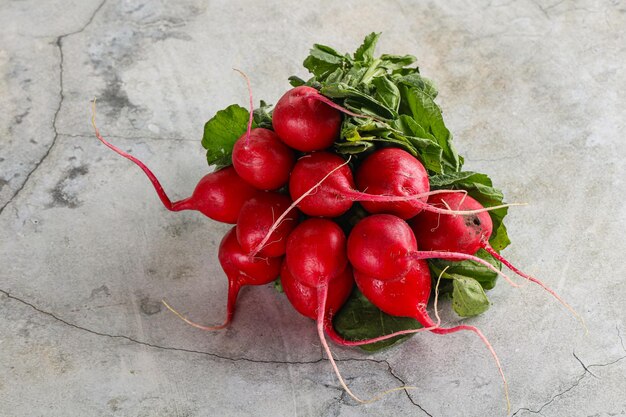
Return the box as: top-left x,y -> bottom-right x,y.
0,288 -> 322,365
2,286 -> 446,415
387,363 -> 434,417
0,0 -> 107,217
0,288 -> 411,373
587,354 -> 626,370
6,288 -> 624,416
513,372 -> 587,416
573,351 -> 599,379
315,354 -> 433,415
312,356 -> 432,413
512,328 -> 626,416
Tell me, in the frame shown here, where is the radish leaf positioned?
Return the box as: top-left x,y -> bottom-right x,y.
353,32 -> 380,63
202,104 -> 255,169
333,289 -> 422,352
451,276 -> 490,317
252,100 -> 273,129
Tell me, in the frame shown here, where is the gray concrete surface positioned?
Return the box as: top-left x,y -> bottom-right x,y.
1,0 -> 625,416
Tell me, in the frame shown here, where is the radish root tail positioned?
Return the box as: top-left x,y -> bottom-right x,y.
161,299 -> 231,331
161,279 -> 241,332
323,269 -> 509,412
422,201 -> 526,216
482,243 -> 588,333
410,251 -> 521,288
316,285 -> 419,404
233,68 -> 254,146
429,271 -> 510,415
308,93 -> 385,123
433,324 -> 510,414
91,98 -> 191,212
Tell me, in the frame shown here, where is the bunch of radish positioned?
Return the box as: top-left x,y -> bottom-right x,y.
93,33 -> 582,412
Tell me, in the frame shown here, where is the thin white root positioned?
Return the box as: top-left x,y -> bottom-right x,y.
233,68 -> 254,144
482,243 -> 588,335
161,299 -> 229,331
433,266 -> 446,326
412,251 -> 521,288
316,285 -> 419,404
426,202 -> 527,216
473,326 -> 511,415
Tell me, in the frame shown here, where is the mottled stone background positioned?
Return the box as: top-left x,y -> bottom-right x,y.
1,1 -> 625,416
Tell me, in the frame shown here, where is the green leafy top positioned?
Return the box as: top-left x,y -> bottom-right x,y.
291,32 -> 462,174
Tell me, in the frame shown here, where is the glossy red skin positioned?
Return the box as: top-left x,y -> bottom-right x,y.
289,152 -> 354,217
281,262 -> 354,320
232,128 -> 296,190
272,86 -> 342,152
354,260 -> 431,319
356,148 -> 430,219
348,214 -> 417,281
286,218 -> 348,288
218,227 -> 282,286
236,192 -> 299,257
410,192 -> 493,254
183,166 -> 259,224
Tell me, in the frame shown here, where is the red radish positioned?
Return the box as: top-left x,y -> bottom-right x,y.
280,261 -> 354,321
236,192 -> 299,257
281,236 -> 429,347
347,211 -> 417,280
288,152 -> 356,217
288,152 -> 491,218
410,192 -> 583,324
410,192 -> 492,254
92,126 -> 257,223
219,226 -> 282,300
324,265 -> 445,348
347,214 -> 517,285
272,86 -> 342,151
284,218 -> 368,402
272,86 -> 381,152
352,262 -> 438,323
356,148 -> 430,219
285,218 -> 348,288
232,128 -> 296,190
170,167 -> 257,223
163,227 -> 281,330
231,70 -> 295,191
